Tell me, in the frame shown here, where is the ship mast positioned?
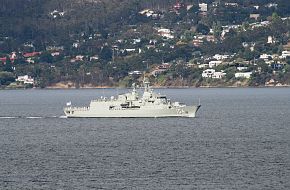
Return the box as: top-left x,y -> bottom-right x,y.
143,78 -> 150,92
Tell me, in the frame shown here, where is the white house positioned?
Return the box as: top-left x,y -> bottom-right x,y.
198,63 -> 209,68
212,71 -> 226,79
237,66 -> 248,71
209,60 -> 222,68
90,56 -> 99,61
225,3 -> 238,7
235,72 -> 252,79
51,52 -> 60,57
267,36 -> 275,44
260,54 -> 272,60
72,42 -> 80,48
16,75 -> 34,84
281,51 -> 290,59
128,70 -> 142,76
199,3 -> 208,12
213,54 -> 230,60
202,69 -> 215,78
133,38 -> 141,44
125,49 -> 136,52
202,69 -> 226,78
157,28 -> 174,39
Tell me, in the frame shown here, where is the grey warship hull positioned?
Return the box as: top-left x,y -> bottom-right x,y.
64,104 -> 201,118
64,80 -> 201,118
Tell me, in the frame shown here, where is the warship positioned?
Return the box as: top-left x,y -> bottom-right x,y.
64,80 -> 201,118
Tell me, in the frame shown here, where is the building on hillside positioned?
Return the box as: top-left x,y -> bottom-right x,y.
199,3 -> 208,12
283,41 -> 290,51
202,69 -> 226,78
51,52 -> 60,57
23,52 -> 41,58
250,14 -> 260,20
151,69 -> 167,77
173,2 -> 185,10
260,54 -> 272,61
16,75 -> 34,84
265,3 -> 278,8
128,71 -> 142,76
151,63 -> 171,77
212,71 -> 226,79
213,54 -> 230,60
192,39 -> 203,47
225,3 -> 238,7
267,36 -> 275,44
0,57 -> 7,64
209,60 -> 222,68
237,66 -> 248,71
235,72 -> 252,79
202,69 -> 215,78
157,28 -> 174,39
281,51 -> 290,59
90,56 -> 99,61
46,46 -> 64,51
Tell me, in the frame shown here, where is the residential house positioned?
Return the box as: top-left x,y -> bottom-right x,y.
283,41 -> 290,51
90,56 -> 99,61
46,46 -> 64,51
199,3 -> 208,12
0,57 -> 7,64
235,72 -> 252,79
50,10 -> 65,19
237,66 -> 248,71
173,2 -> 185,10
242,42 -> 255,48
209,60 -> 222,68
192,39 -> 203,47
225,3 -> 238,7
72,42 -> 80,48
23,52 -> 41,58
267,36 -> 275,44
212,71 -> 226,79
157,28 -> 174,39
128,71 -> 142,76
139,9 -> 154,17
51,52 -> 60,57
198,63 -> 209,68
202,69 -> 226,78
213,54 -> 230,60
260,54 -> 272,61
265,3 -> 278,8
281,51 -> 290,59
250,14 -> 260,21
151,63 -> 171,77
16,75 -> 34,84
202,69 -> 215,78
133,38 -> 141,44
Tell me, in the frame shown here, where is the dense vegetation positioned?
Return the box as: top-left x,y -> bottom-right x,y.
0,0 -> 290,88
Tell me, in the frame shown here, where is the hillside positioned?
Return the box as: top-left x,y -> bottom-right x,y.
1,0 -> 290,88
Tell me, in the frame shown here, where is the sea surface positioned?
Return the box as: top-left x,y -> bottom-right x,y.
0,88 -> 289,189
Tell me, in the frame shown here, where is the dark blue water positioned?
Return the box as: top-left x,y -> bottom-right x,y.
0,88 -> 289,189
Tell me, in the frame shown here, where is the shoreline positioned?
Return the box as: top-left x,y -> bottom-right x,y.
2,84 -> 290,90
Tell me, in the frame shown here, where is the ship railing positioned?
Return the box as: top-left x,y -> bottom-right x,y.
65,106 -> 90,111
91,98 -> 117,102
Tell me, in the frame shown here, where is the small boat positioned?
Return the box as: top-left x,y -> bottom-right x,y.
64,79 -> 201,118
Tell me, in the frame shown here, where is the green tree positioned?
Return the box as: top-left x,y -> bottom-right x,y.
39,52 -> 53,63
212,21 -> 222,39
0,71 -> 15,86
99,46 -> 112,61
3,57 -> 13,72
196,23 -> 210,35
